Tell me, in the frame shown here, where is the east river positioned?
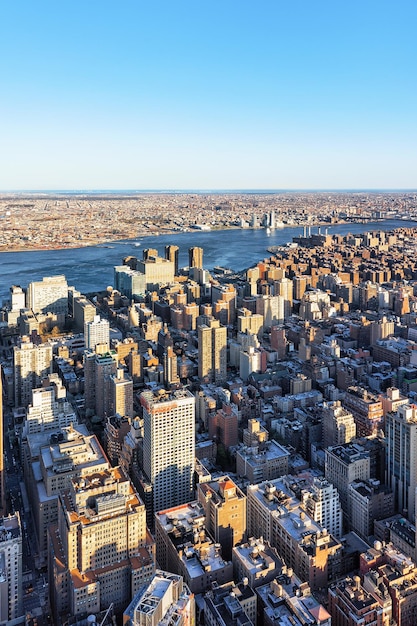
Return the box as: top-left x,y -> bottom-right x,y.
0,219 -> 415,305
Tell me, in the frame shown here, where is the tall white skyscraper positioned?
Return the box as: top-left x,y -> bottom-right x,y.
84,314 -> 110,351
0,513 -> 23,623
140,389 -> 195,516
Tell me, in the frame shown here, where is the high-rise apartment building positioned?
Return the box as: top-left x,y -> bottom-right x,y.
240,345 -> 265,381
189,246 -> 203,269
114,265 -> 146,299
237,308 -> 264,337
10,284 -> 26,310
342,386 -> 384,437
23,423 -> 108,566
247,479 -> 342,591
322,400 -> 356,449
23,374 -> 76,435
0,513 -> 23,623
84,348 -> 118,417
325,443 -> 371,522
13,339 -> 53,408
301,476 -> 343,539
211,283 -> 237,325
6,285 -> 26,325
198,318 -> 227,383
72,295 -> 96,331
162,345 -> 179,387
139,389 -> 195,517
348,479 -> 394,541
274,277 -> 293,318
165,245 -> 179,276
293,275 -> 308,300
27,274 -> 68,315
209,403 -> 239,449
255,294 -> 285,327
386,404 -> 417,520
49,466 -> 154,622
109,368 -> 134,418
84,314 -> 110,351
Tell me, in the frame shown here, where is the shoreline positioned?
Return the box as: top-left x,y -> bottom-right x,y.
0,221 -> 352,254
1,218 -> 415,254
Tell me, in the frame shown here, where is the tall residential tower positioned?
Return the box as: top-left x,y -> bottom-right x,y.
139,389 -> 195,518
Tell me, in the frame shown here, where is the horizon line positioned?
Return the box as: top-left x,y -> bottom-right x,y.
1,188 -> 417,195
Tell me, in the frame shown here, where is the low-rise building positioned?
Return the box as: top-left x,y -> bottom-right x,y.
236,440 -> 289,483
155,502 -> 233,595
232,538 -> 282,589
257,573 -> 331,626
328,576 -> 390,626
123,570 -> 195,626
204,581 -> 256,626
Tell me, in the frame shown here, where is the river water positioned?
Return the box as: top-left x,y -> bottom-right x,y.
0,219 -> 415,305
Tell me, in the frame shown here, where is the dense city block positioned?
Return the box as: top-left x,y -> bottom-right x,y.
3,206 -> 417,625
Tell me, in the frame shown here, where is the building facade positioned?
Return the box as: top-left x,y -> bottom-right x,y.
386,404 -> 417,521
140,389 -> 195,517
0,513 -> 23,624
13,339 -> 53,408
49,466 -> 154,622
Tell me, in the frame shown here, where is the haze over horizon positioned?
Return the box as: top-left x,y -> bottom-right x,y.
1,1 -> 416,190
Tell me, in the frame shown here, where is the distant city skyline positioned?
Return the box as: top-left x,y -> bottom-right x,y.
1,1 -> 416,190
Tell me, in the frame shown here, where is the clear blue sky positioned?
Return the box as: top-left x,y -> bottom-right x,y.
1,1 -> 416,190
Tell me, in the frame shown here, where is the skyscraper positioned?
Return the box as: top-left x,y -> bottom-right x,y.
198,318 -> 227,383
84,348 -> 118,417
0,513 -> 23,623
386,403 -> 417,521
139,389 -> 195,517
13,339 -> 53,408
165,244 -> 179,276
110,368 -> 134,417
84,314 -> 110,351
49,467 -> 153,621
188,246 -> 203,269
